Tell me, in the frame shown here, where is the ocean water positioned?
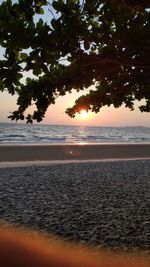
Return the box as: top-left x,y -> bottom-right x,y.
0,122 -> 149,144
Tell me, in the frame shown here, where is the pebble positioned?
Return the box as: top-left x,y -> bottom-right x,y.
0,160 -> 150,252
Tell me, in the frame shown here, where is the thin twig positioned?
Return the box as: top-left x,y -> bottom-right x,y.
47,2 -> 56,19
80,0 -> 85,12
75,56 -> 150,70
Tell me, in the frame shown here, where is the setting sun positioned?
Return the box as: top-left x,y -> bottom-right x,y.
75,109 -> 93,120
79,110 -> 89,119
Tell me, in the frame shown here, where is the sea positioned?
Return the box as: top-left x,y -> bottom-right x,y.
0,122 -> 150,145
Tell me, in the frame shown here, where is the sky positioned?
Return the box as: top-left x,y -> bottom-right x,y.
0,90 -> 149,127
0,1 -> 149,127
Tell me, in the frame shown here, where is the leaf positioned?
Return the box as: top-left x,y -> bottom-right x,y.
36,1 -> 46,7
84,36 -> 90,50
33,67 -> 42,76
26,77 -> 32,84
6,0 -> 12,6
52,1 -> 60,10
37,18 -> 44,30
20,53 -> 28,60
39,7 -> 44,14
51,19 -> 60,30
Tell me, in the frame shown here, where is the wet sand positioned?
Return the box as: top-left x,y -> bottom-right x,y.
0,144 -> 150,162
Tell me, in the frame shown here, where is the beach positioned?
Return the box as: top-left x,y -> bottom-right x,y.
0,143 -> 150,163
0,144 -> 150,252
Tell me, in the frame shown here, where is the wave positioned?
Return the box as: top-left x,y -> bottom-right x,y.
0,123 -> 150,144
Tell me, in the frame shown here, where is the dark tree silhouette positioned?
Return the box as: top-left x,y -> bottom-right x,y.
0,0 -> 150,122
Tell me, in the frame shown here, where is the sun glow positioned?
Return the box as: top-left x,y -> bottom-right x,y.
76,109 -> 93,120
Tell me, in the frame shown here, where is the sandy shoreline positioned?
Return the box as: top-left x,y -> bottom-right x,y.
0,144 -> 150,163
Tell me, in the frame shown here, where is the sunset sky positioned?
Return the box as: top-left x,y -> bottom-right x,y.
0,1 -> 149,127
0,90 -> 149,127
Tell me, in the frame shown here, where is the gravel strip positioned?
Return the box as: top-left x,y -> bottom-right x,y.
0,160 -> 150,251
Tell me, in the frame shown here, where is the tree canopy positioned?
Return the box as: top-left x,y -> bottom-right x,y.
0,0 -> 150,122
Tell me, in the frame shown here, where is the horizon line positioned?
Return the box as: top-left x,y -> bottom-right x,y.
0,121 -> 149,128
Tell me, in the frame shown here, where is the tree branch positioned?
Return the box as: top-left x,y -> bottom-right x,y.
75,55 -> 150,70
